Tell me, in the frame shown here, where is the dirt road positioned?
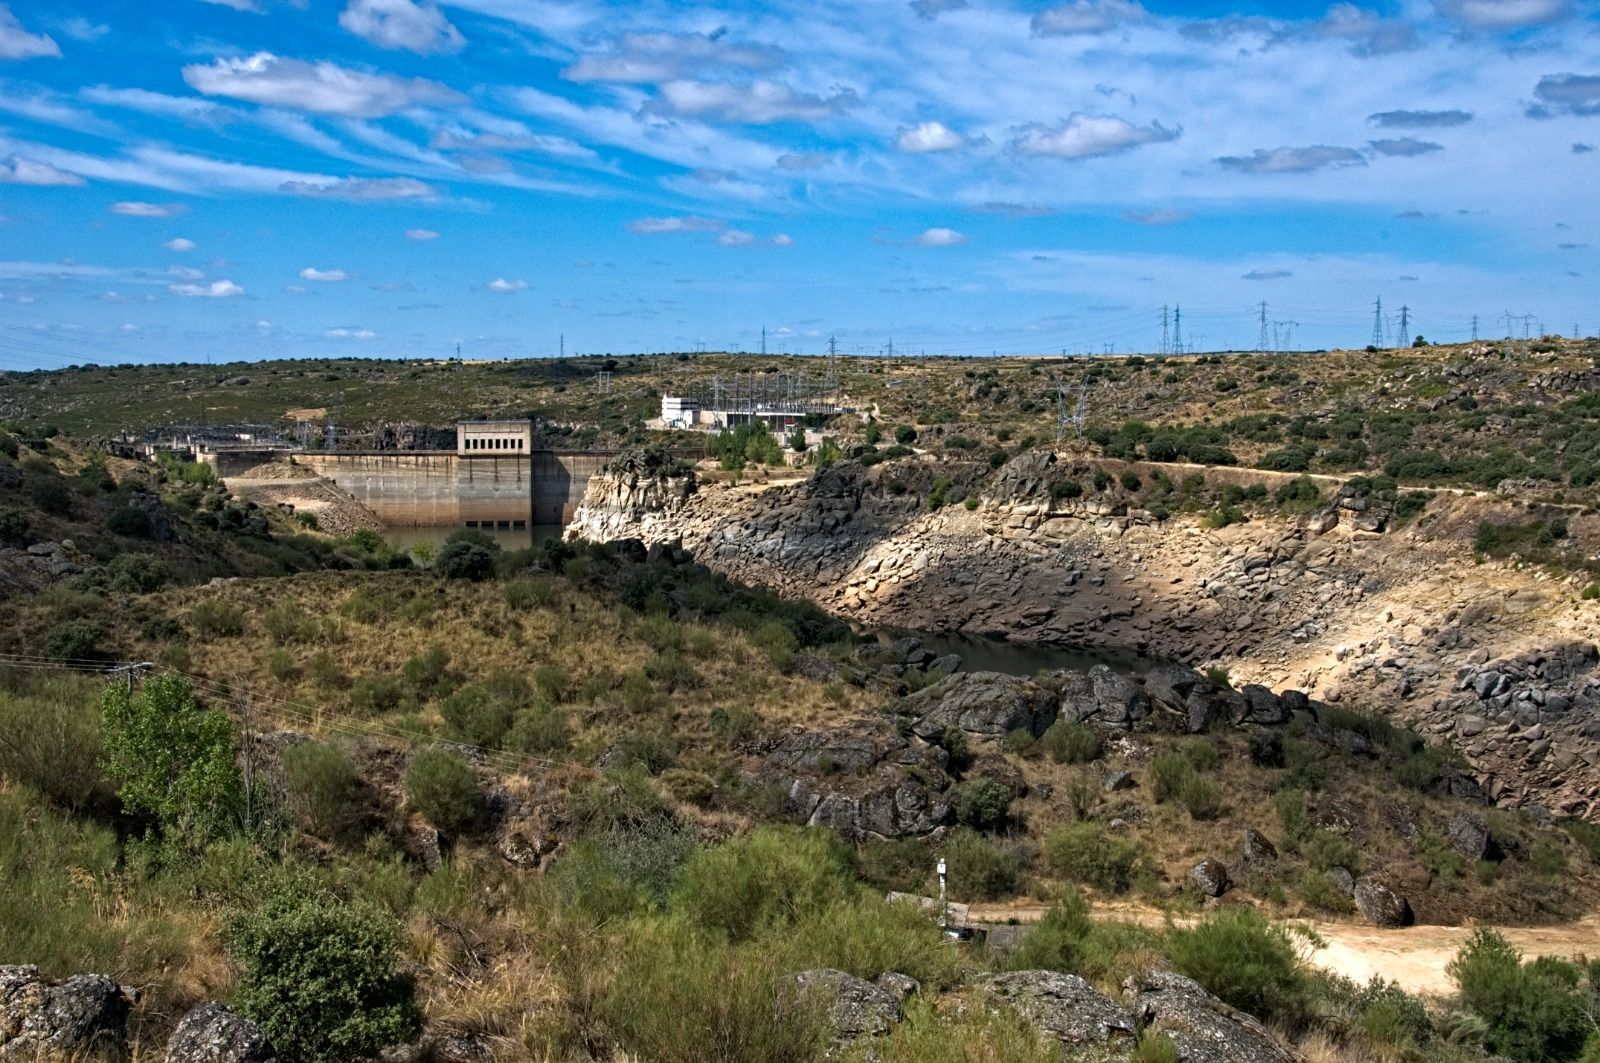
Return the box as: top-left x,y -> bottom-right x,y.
966,902 -> 1600,997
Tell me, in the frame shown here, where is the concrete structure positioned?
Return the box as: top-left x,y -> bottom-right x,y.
201,445 -> 695,528
456,419 -> 533,456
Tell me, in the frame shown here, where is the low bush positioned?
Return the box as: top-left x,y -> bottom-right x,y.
1040,719 -> 1102,763
228,886 -> 422,1063
506,704 -> 570,756
1167,907 -> 1308,1025
440,685 -> 515,748
349,674 -> 405,717
1447,928 -> 1595,1062
189,599 -> 246,639
671,827 -> 855,942
942,828 -> 1025,901
1042,822 -> 1147,894
282,741 -> 359,839
44,618 -> 108,662
403,748 -> 479,834
950,777 -> 1012,832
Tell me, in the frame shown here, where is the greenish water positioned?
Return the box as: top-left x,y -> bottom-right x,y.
384,524 -> 564,554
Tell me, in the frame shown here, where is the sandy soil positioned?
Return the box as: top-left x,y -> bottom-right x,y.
966,901 -> 1600,997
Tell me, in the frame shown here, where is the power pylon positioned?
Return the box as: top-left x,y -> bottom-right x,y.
1371,298 -> 1385,348
1257,301 -> 1269,353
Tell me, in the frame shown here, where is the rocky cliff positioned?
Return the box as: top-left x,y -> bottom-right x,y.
568,448 -> 1600,818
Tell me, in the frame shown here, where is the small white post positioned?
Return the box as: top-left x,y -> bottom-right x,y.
937,857 -> 948,930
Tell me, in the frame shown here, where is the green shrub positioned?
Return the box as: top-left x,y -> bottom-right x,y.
283,741 -> 359,839
602,920 -> 824,1063
434,540 -> 495,580
349,674 -> 404,716
1041,719 -> 1102,763
439,685 -> 514,748
552,821 -> 698,919
99,674 -> 242,847
403,748 -> 479,834
261,603 -> 314,645
44,619 -> 108,662
29,476 -> 71,516
0,506 -> 31,546
750,621 -> 798,672
227,886 -> 422,1063
1303,830 -> 1363,875
1447,928 -> 1593,1062
1297,870 -> 1356,914
856,837 -> 932,893
671,827 -> 855,942
266,649 -> 299,682
106,553 -> 170,593
942,828 -> 1024,901
950,777 -> 1012,832
1179,775 -> 1224,820
1042,822 -> 1147,894
1167,907 -> 1307,1025
506,704 -> 570,756
401,644 -> 454,700
1132,1029 -> 1180,1063
1150,751 -> 1195,803
189,599 -> 246,639
106,505 -> 153,538
1050,479 -> 1083,501
0,676 -> 105,812
894,425 -> 917,445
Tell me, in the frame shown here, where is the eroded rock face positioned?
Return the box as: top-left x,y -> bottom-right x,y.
905,672 -> 1059,740
1189,859 -> 1230,898
789,969 -> 902,1046
1353,878 -> 1414,928
0,965 -> 139,1060
981,971 -> 1137,1056
1125,971 -> 1294,1063
166,1002 -> 276,1063
1447,811 -> 1497,862
566,449 -> 698,543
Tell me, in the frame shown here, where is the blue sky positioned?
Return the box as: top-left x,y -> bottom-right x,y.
0,0 -> 1597,365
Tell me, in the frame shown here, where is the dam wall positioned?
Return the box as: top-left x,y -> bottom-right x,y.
205,448 -> 696,529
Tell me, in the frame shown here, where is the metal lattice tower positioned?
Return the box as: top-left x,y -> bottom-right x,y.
1160,305 -> 1170,356
595,370 -> 612,394
1172,305 -> 1183,355
1371,298 -> 1385,348
1398,305 -> 1411,346
1471,315 -> 1479,342
1056,378 -> 1067,444
1257,301 -> 1269,353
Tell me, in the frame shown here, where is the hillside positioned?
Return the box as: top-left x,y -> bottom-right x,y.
3,445 -> 1600,1059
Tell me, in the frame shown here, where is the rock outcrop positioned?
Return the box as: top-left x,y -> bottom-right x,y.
1124,971 -> 1294,1063
0,965 -> 139,1060
789,969 -> 902,1050
981,971 -> 1137,1056
166,1002 -> 277,1063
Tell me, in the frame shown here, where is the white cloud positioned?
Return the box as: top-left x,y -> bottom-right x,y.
648,79 -> 855,124
163,237 -> 198,252
182,52 -> 462,117
339,0 -> 464,55
0,5 -> 59,59
167,266 -> 204,280
1369,137 -> 1443,157
1123,208 -> 1192,224
200,0 -> 266,10
326,326 -> 377,338
910,0 -> 970,18
627,216 -> 725,235
1012,114 -> 1180,159
170,279 -> 244,298
485,277 -> 527,292
1242,267 -> 1293,280
896,121 -> 965,153
405,228 -> 440,240
1216,145 -> 1367,173
300,267 -> 350,282
718,229 -> 757,246
1435,0 -> 1568,29
917,227 -> 967,246
563,31 -> 785,83
58,17 -> 108,42
0,156 -> 83,185
113,201 -> 185,217
772,233 -> 794,246
1032,0 -> 1146,36
280,176 -> 437,200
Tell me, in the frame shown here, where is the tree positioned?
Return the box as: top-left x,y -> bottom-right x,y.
787,428 -> 807,453
228,886 -> 422,1063
99,674 -> 243,846
434,540 -> 495,581
404,747 -> 479,834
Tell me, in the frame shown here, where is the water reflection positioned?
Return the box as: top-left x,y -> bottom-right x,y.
384,524 -> 564,554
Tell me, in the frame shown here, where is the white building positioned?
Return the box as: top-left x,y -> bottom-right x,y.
661,395 -> 701,428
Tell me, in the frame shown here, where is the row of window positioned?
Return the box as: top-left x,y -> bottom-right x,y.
465,519 -> 527,530
463,436 -> 525,451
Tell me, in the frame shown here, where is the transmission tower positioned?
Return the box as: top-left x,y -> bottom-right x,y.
1471,315 -> 1479,342
1398,305 -> 1411,346
1371,298 -> 1385,348
760,326 -> 767,356
1160,305 -> 1170,356
1257,301 -> 1269,353
1056,377 -> 1067,444
1073,379 -> 1087,438
1172,305 -> 1183,355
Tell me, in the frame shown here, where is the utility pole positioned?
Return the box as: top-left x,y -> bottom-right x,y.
559,333 -> 564,359
1398,305 -> 1411,346
1471,315 -> 1479,342
761,326 -> 767,357
1371,298 -> 1385,348
1257,301 -> 1269,353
